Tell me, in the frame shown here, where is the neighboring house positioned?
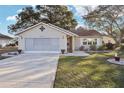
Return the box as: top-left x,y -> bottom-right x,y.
16,22 -> 103,53
0,33 -> 13,47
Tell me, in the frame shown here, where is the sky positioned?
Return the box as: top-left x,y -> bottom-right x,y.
0,5 -> 92,37
0,5 -> 30,36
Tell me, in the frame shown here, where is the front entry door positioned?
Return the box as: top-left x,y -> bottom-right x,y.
67,36 -> 73,53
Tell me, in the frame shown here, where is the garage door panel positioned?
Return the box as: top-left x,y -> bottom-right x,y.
25,38 -> 60,52
25,38 -> 34,51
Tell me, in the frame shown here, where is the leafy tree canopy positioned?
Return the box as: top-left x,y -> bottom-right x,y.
8,5 -> 77,33
83,5 -> 124,45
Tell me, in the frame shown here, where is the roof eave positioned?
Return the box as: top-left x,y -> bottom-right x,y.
79,35 -> 102,38
15,22 -> 43,35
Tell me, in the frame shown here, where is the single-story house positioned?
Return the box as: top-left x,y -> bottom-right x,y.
16,22 -> 103,53
0,33 -> 13,47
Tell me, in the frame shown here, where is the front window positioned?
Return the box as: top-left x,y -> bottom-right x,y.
93,39 -> 97,45
83,39 -> 87,45
82,38 -> 97,45
88,41 -> 92,45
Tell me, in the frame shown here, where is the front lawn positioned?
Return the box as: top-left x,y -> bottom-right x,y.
0,47 -> 17,60
54,52 -> 124,88
0,47 -> 18,54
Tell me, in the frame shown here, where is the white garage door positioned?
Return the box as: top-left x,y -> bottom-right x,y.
25,38 -> 60,53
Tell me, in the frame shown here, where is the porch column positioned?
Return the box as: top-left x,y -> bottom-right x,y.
97,38 -> 102,47
67,35 -> 73,53
72,36 -> 75,52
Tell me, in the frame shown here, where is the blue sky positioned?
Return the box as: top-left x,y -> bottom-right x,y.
68,5 -> 86,25
0,5 -> 29,36
0,5 -> 86,36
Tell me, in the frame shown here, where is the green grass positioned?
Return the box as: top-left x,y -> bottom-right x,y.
54,52 -> 124,88
0,47 -> 17,60
0,47 -> 18,54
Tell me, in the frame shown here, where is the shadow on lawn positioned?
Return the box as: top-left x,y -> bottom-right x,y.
54,53 -> 124,88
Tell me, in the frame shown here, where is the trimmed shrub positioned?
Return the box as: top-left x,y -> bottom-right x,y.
121,39 -> 124,43
0,44 -> 2,48
120,45 -> 124,51
90,45 -> 97,51
106,42 -> 114,50
79,46 -> 84,51
97,45 -> 107,50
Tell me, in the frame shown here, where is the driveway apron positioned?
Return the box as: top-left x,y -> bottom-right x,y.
0,53 -> 59,88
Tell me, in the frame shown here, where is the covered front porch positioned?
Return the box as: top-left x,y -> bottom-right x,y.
67,35 -> 75,53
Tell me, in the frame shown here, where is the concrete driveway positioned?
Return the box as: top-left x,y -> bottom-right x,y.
0,53 -> 59,88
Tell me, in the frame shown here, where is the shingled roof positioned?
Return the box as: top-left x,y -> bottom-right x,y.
0,33 -> 13,39
72,27 -> 101,36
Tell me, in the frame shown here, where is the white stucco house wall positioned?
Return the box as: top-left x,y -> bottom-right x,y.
72,28 -> 103,50
16,22 -> 103,53
0,33 -> 13,47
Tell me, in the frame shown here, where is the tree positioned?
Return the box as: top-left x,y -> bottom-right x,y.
35,5 -> 77,30
83,5 -> 124,46
8,5 -> 77,33
8,7 -> 40,33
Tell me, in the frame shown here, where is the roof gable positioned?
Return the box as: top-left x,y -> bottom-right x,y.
16,22 -> 78,36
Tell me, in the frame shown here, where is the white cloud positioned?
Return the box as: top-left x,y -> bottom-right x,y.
73,5 -> 98,16
31,5 -> 36,8
17,9 -> 23,13
6,15 -> 17,21
67,6 -> 73,11
75,24 -> 88,29
74,6 -> 86,16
